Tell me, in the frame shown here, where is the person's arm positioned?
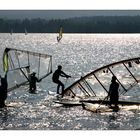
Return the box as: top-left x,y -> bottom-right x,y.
36,77 -> 41,82
60,71 -> 71,78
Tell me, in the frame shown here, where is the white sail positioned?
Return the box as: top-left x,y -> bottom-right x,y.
63,57 -> 140,101
3,47 -> 52,92
57,26 -> 63,42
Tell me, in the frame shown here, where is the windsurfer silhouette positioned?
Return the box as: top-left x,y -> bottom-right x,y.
57,36 -> 61,42
0,74 -> 8,108
57,26 -> 63,42
52,65 -> 71,98
108,76 -> 119,108
29,72 -> 41,93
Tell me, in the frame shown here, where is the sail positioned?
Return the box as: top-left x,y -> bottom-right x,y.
3,48 -> 10,73
57,26 -> 63,42
3,47 -> 52,92
59,27 -> 63,38
63,57 -> 140,102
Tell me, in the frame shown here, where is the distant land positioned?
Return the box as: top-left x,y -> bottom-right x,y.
1,16 -> 140,33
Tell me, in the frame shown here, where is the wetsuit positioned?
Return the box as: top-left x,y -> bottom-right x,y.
0,75 -> 8,108
108,81 -> 119,107
52,69 -> 69,96
29,75 -> 39,93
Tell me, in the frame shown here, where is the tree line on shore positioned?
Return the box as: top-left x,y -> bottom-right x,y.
1,16 -> 140,33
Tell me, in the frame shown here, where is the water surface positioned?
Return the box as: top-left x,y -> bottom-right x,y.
0,33 -> 140,130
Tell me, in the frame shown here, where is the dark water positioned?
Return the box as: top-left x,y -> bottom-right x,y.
0,33 -> 140,130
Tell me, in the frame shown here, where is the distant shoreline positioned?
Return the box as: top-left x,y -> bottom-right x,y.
1,16 -> 140,33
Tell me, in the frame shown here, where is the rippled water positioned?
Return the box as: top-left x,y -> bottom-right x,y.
1,33 -> 140,130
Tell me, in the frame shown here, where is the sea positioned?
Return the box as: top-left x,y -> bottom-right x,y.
0,33 -> 140,130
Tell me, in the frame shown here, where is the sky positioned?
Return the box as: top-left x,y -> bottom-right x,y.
1,10 -> 140,20
1,0 -> 140,10
0,0 -> 140,20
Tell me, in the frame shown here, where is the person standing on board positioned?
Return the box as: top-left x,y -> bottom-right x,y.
0,74 -> 8,108
52,65 -> 71,98
108,76 -> 119,108
29,72 -> 40,93
57,26 -> 63,42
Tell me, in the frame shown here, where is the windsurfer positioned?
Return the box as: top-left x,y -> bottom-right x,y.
0,74 -> 8,108
29,72 -> 41,93
57,36 -> 61,42
52,65 -> 71,98
57,26 -> 63,42
108,76 -> 119,108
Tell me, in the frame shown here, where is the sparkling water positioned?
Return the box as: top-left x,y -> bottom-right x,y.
0,33 -> 140,130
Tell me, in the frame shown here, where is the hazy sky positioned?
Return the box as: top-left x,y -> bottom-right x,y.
0,10 -> 140,19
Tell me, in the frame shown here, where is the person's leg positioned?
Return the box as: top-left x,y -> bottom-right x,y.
29,83 -> 33,92
0,99 -> 3,108
0,98 -> 5,108
33,84 -> 36,92
115,97 -> 119,107
109,96 -> 113,107
57,80 -> 64,96
60,82 -> 65,97
57,84 -> 60,94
